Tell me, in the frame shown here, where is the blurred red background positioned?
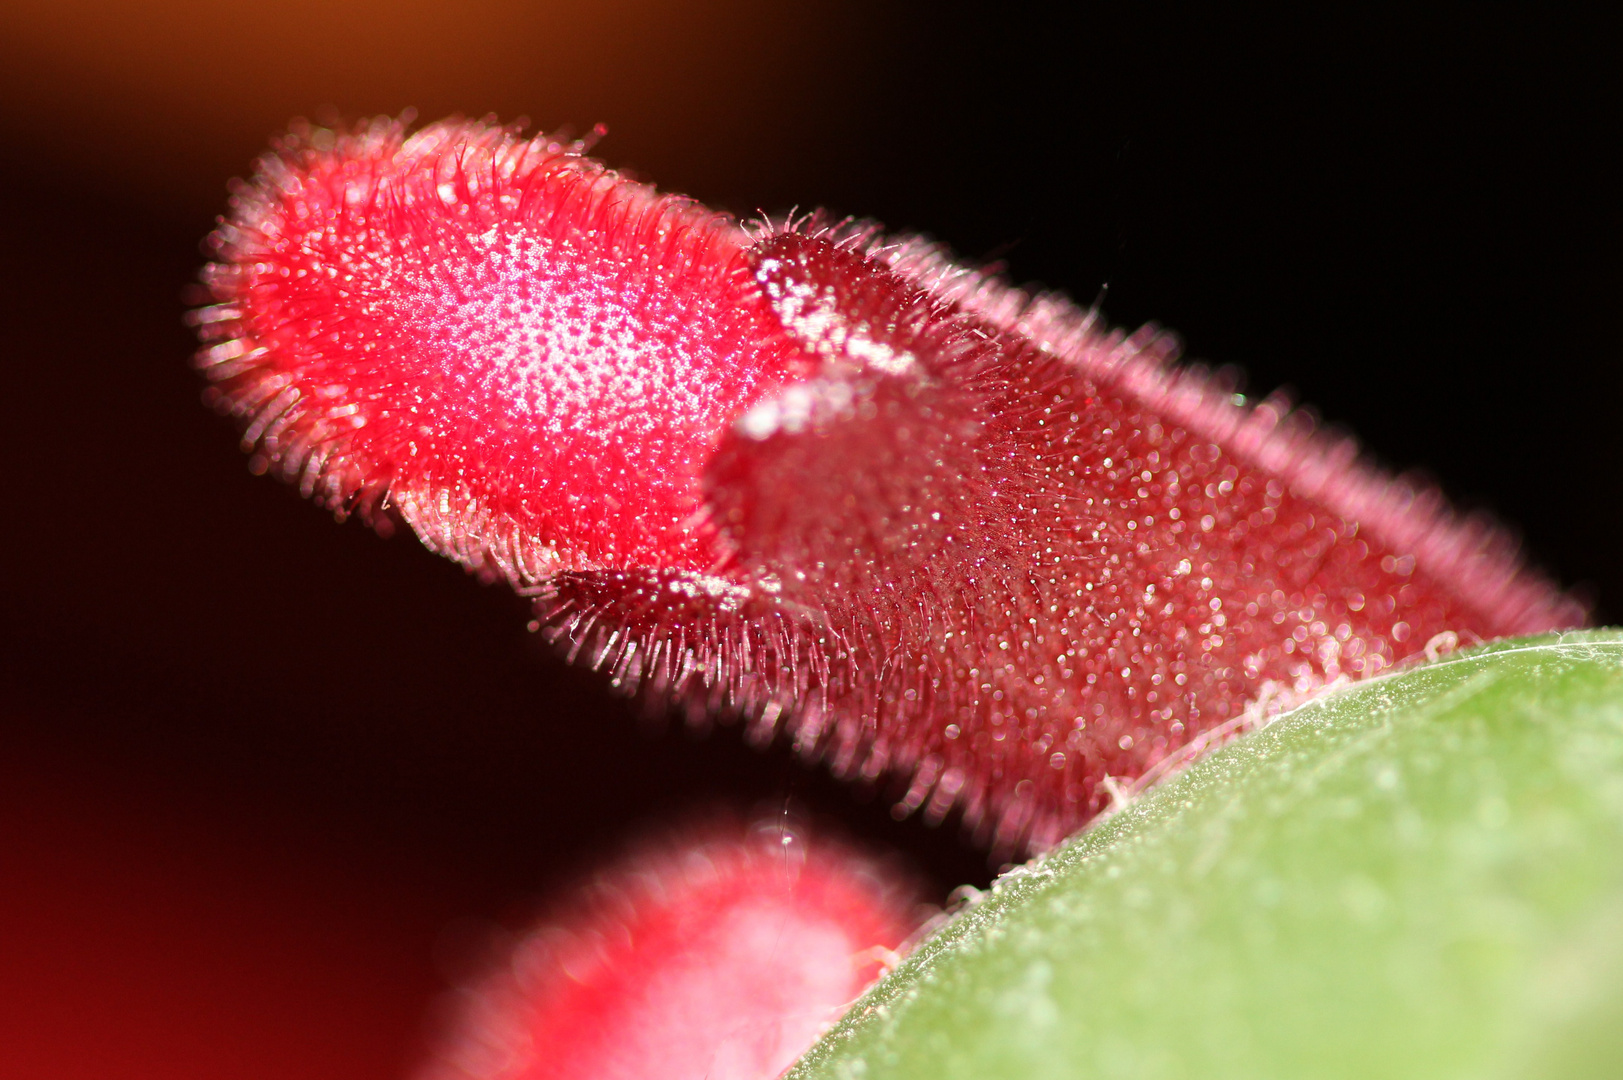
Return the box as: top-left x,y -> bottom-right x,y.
0,4 -> 1617,1077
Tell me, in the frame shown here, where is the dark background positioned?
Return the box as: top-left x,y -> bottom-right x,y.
1,4 -> 1616,1077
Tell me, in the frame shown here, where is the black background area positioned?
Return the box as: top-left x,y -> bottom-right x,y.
0,5 -> 1616,1078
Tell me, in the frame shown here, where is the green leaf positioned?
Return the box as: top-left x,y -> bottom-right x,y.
792,631 -> 1623,1080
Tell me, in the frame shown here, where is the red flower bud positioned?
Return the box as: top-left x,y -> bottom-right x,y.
195,116 -> 1584,855
419,822 -> 919,1080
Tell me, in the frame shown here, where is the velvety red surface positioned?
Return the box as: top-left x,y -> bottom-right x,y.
197,119 -> 806,576
197,118 -> 1585,857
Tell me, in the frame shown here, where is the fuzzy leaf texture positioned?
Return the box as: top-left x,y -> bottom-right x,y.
192,117 -> 1585,854
789,632 -> 1623,1080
